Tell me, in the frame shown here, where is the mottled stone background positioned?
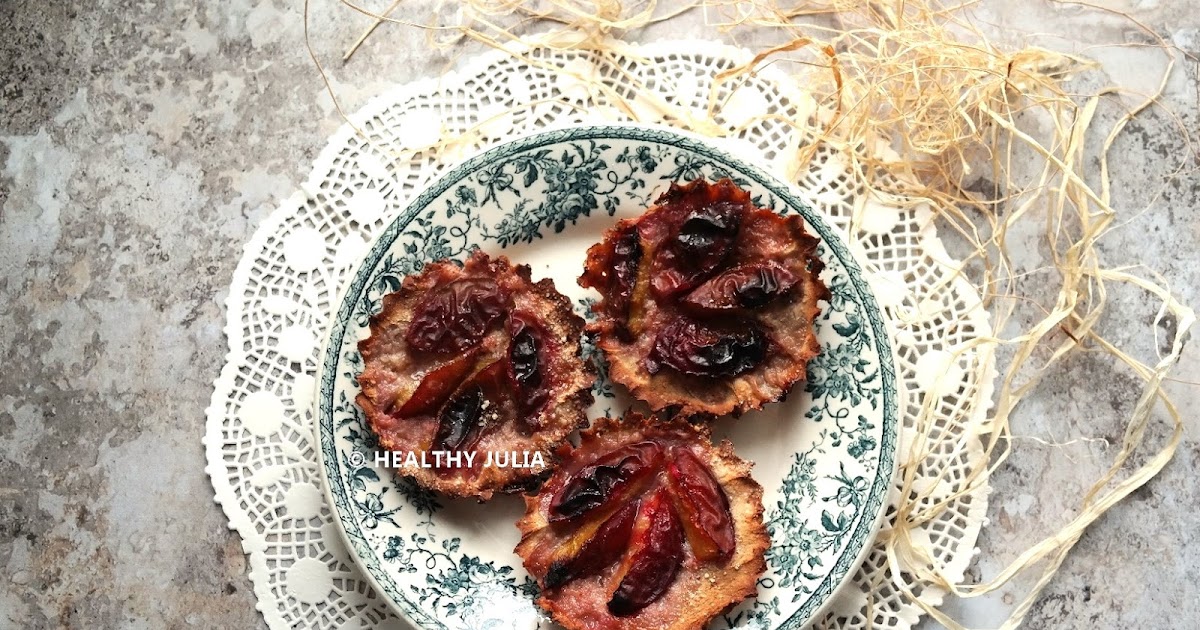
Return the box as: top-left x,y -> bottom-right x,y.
0,0 -> 1196,628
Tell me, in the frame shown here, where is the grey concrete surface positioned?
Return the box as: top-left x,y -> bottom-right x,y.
0,1 -> 1196,628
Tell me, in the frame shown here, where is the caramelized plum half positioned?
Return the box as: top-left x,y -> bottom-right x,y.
650,202 -> 741,298
405,278 -> 508,353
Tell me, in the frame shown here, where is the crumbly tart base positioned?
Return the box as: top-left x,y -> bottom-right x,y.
356,250 -> 594,500
515,415 -> 769,630
580,178 -> 829,418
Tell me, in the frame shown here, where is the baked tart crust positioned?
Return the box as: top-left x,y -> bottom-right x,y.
356,250 -> 594,500
580,178 -> 829,418
515,414 -> 769,630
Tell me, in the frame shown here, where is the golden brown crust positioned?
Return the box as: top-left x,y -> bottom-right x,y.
580,178 -> 828,418
515,413 -> 769,630
356,250 -> 594,500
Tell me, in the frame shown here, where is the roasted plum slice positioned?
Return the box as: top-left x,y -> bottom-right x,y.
580,177 -> 829,417
607,488 -> 683,617
515,414 -> 769,630
666,446 -> 735,562
393,349 -> 479,417
355,251 -> 594,500
647,318 -> 767,379
507,313 -> 551,422
544,500 -> 639,589
649,198 -> 741,299
606,224 -> 645,321
430,358 -> 507,453
680,260 -> 798,312
433,382 -> 486,452
549,441 -> 662,523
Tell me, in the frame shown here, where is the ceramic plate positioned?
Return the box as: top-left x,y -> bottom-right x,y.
315,125 -> 898,630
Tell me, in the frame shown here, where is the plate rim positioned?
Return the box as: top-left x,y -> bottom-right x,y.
314,122 -> 900,630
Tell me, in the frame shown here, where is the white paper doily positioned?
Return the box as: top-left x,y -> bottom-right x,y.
205,41 -> 993,630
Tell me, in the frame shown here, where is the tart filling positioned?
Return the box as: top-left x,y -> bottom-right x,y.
516,415 -> 768,630
355,250 -> 594,499
580,178 -> 829,417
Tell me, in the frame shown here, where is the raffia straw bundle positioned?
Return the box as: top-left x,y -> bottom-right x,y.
305,1 -> 1197,628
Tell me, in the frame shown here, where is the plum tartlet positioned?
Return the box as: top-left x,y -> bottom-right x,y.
515,414 -> 768,630
579,178 -> 829,417
355,250 -> 594,500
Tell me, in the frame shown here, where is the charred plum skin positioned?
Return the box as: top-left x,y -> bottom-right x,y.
507,314 -> 549,419
608,225 -> 643,319
355,251 -> 593,499
648,318 -> 767,378
579,177 -> 829,417
515,416 -> 769,630
548,442 -> 661,523
650,201 -> 741,298
545,500 -> 639,589
433,384 -> 484,452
